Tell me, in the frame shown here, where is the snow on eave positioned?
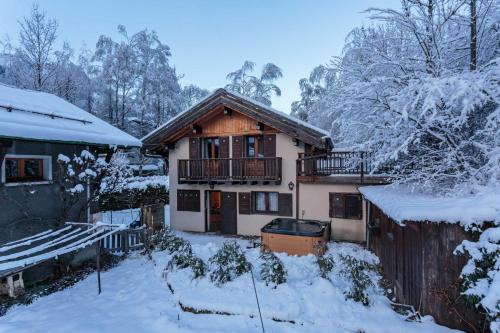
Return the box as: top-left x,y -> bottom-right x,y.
226,89 -> 331,137
359,185 -> 500,228
141,90 -> 216,142
0,84 -> 142,148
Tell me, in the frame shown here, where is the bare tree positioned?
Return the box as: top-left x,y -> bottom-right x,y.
16,4 -> 59,91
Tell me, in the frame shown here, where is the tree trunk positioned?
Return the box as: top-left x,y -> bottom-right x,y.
470,0 -> 477,71
426,0 -> 436,75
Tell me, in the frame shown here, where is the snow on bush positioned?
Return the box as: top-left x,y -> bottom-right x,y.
151,227 -> 177,251
208,241 -> 250,286
317,254 -> 335,280
259,251 -> 287,287
455,226 -> 500,331
340,255 -> 376,306
159,233 -> 206,280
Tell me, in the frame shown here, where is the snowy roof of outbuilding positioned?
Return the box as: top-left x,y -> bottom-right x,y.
142,88 -> 331,151
359,185 -> 500,228
0,84 -> 142,147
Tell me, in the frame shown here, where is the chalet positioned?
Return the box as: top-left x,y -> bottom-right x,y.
360,185 -> 500,331
142,88 -> 385,241
0,83 -> 142,245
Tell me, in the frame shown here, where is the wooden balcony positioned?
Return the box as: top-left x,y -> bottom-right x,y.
296,152 -> 388,184
178,157 -> 282,184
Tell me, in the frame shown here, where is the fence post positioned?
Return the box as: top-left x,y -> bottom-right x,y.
121,230 -> 130,254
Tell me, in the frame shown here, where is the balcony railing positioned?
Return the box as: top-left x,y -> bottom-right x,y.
296,152 -> 384,180
178,157 -> 282,182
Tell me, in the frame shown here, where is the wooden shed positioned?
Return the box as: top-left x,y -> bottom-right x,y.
359,186 -> 495,332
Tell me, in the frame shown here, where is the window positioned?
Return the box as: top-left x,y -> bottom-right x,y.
5,158 -> 44,183
246,135 -> 264,158
177,190 -> 200,212
253,191 -> 278,214
203,137 -> 220,159
329,193 -> 362,219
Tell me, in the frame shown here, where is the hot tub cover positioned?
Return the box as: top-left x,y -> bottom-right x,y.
261,218 -> 330,237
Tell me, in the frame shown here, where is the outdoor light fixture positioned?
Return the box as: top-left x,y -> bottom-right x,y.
192,125 -> 202,134
256,122 -> 264,130
223,107 -> 232,116
288,181 -> 294,190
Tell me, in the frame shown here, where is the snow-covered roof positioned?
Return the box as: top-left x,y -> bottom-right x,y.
359,185 -> 500,227
227,90 -> 330,137
142,88 -> 331,146
0,84 -> 142,147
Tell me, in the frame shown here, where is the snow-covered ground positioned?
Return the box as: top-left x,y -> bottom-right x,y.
0,206 -> 461,333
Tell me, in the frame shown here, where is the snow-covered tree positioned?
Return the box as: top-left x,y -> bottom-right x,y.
181,84 -> 210,109
292,0 -> 500,193
225,61 -> 282,106
0,5 -> 208,137
57,150 -> 132,220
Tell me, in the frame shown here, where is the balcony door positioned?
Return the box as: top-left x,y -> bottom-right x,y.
201,137 -> 229,179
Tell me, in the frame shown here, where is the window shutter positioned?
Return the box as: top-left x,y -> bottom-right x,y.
238,192 -> 251,215
263,134 -> 276,157
345,194 -> 362,219
329,193 -> 345,218
219,136 -> 229,158
177,190 -> 200,212
278,193 -> 293,217
189,138 -> 201,159
232,136 -> 243,158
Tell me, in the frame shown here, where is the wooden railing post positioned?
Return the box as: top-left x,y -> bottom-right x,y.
121,230 -> 130,254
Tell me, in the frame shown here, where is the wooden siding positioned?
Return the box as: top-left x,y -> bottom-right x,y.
195,111 -> 277,137
367,203 -> 484,332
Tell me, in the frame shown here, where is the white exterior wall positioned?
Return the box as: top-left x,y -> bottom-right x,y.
298,183 -> 366,243
169,133 -> 301,235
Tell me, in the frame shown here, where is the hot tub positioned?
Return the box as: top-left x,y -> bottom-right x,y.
260,218 -> 331,256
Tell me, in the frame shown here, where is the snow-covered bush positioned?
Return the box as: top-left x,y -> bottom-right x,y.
189,256 -> 207,279
209,241 -> 250,286
259,251 -> 287,287
165,237 -> 206,279
169,241 -> 194,269
455,226 -> 500,331
317,255 -> 335,280
340,255 -> 375,306
150,227 -> 176,251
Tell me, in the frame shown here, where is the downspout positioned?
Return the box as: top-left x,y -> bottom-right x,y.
86,145 -> 91,224
366,200 -> 371,249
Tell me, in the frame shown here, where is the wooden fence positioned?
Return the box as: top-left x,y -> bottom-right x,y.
101,227 -> 147,254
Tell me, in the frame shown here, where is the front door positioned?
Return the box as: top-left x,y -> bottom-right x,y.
221,192 -> 237,234
207,190 -> 222,232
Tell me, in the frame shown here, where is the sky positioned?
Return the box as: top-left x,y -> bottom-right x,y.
0,0 -> 400,113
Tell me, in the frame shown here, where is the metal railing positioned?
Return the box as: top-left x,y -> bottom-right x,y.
296,152 -> 379,179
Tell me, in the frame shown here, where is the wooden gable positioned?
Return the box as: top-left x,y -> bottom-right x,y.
142,88 -> 332,154
193,110 -> 277,137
